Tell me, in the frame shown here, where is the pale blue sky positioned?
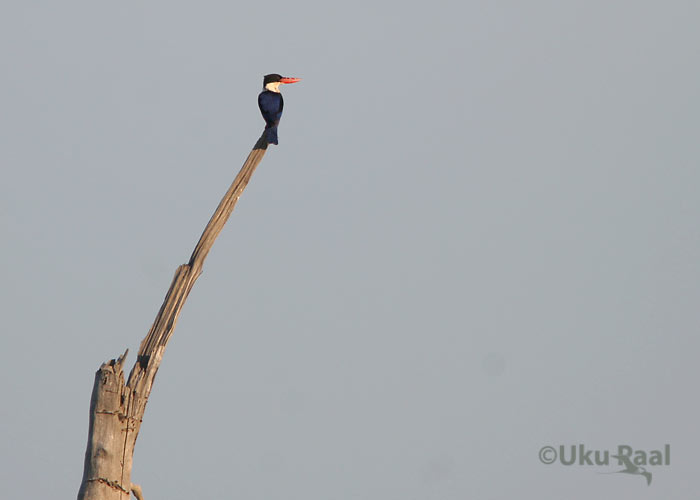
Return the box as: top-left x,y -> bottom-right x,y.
1,1 -> 699,498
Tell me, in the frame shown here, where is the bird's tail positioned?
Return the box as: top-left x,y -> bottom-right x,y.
265,125 -> 279,145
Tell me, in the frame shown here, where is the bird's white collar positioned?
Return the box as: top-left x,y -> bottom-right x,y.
264,82 -> 282,93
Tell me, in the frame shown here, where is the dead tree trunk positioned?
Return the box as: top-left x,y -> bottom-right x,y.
77,133 -> 269,500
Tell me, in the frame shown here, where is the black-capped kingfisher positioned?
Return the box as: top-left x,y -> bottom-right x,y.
258,73 -> 300,145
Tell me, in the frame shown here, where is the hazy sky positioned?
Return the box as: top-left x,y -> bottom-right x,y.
2,1 -> 699,498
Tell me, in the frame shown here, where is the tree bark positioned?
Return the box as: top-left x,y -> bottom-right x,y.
77,133 -> 269,500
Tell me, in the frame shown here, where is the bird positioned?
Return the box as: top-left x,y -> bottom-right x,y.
258,73 -> 300,145
604,455 -> 652,485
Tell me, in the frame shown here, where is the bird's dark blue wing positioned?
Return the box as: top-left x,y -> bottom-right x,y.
258,91 -> 284,126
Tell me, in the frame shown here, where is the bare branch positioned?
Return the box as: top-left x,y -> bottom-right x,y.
78,132 -> 269,500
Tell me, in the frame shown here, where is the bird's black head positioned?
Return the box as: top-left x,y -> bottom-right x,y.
263,74 -> 283,85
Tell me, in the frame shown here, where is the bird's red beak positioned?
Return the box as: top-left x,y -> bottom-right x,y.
280,77 -> 301,84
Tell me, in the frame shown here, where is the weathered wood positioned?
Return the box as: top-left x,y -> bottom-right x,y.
77,351 -> 130,500
130,484 -> 144,500
78,133 -> 269,500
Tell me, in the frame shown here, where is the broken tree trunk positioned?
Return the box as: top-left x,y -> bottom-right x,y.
77,133 -> 269,500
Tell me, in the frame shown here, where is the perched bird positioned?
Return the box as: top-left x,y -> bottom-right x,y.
258,73 -> 300,145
